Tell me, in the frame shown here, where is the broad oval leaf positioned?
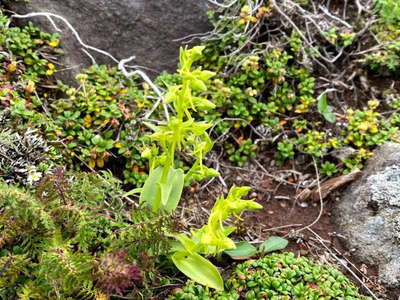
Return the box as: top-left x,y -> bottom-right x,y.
317,94 -> 336,123
317,94 -> 328,115
140,166 -> 163,211
171,250 -> 224,291
323,110 -> 336,123
224,241 -> 257,260
139,166 -> 184,213
259,236 -> 289,253
163,168 -> 184,212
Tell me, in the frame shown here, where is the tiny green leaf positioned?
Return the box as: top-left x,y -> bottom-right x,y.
259,236 -> 289,253
317,94 -> 336,123
224,241 -> 257,259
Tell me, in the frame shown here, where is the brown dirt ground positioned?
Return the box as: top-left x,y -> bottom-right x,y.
177,159 -> 400,300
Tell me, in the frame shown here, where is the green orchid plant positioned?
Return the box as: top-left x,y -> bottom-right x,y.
171,186 -> 262,290
139,46 -> 219,213
132,46 -> 263,290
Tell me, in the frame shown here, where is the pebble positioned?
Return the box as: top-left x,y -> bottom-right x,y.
299,202 -> 309,208
299,249 -> 309,256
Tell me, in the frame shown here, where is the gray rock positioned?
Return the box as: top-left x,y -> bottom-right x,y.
335,142 -> 400,288
7,0 -> 213,82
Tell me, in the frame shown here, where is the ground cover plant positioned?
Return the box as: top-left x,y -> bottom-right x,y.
0,0 -> 399,299
0,169 -> 177,299
169,252 -> 371,299
187,0 -> 400,175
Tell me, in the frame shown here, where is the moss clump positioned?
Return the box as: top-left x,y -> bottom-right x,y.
0,170 -> 176,299
169,252 -> 371,300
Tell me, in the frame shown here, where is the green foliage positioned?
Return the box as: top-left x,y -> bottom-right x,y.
276,140 -> 295,163
196,0 -> 400,175
171,186 -> 262,290
374,0 -> 400,24
138,46 -> 219,212
176,186 -> 262,256
317,94 -> 336,123
132,46 -> 263,290
367,0 -> 400,72
320,161 -> 338,176
0,14 -> 154,187
0,13 -> 61,141
226,139 -> 257,166
323,28 -> 355,48
171,251 -> 224,291
6,4 -> 395,180
196,5 -> 323,167
258,236 -> 289,253
366,40 -> 400,72
342,100 -> 396,148
0,13 -> 60,82
140,165 -> 185,213
225,237 -> 289,259
169,252 -> 372,299
297,130 -> 329,157
48,65 -> 151,186
0,3 -> 390,299
0,170 -> 176,299
224,241 -> 258,259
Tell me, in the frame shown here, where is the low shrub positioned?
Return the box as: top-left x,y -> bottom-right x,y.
169,252 -> 371,300
366,0 -> 400,73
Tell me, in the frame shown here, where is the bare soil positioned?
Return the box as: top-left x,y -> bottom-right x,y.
179,159 -> 400,300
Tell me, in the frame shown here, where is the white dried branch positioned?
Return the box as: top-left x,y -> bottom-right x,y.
318,5 -> 352,29
207,0 -> 240,9
118,57 -> 169,120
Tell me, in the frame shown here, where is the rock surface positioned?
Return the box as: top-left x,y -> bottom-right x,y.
335,142 -> 400,287
7,0 -> 213,82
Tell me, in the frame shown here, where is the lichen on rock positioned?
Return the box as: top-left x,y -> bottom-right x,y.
370,165 -> 400,207
335,142 -> 400,288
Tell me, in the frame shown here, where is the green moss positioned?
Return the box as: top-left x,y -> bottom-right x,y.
0,171 -> 176,299
169,252 -> 371,300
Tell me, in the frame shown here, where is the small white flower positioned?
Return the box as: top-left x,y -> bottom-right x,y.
26,167 -> 42,185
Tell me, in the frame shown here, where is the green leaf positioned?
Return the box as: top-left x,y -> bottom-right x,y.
169,240 -> 185,252
197,70 -> 215,81
122,187 -> 142,198
191,79 -> 207,92
259,236 -> 289,253
67,142 -> 77,149
91,135 -> 102,145
143,121 -> 161,132
224,241 -> 257,259
172,233 -> 199,253
317,94 -> 336,123
139,166 -> 184,213
323,110 -> 336,123
317,94 -> 328,113
171,250 -> 224,290
192,97 -> 216,110
104,140 -> 114,149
